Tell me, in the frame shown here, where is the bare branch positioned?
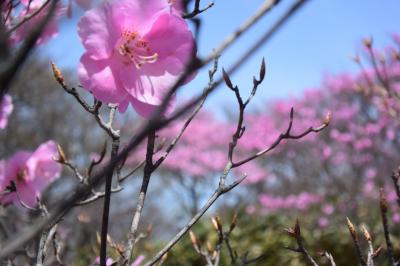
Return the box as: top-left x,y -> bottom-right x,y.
379,189 -> 396,266
183,0 -> 214,19
232,108 -> 329,167
0,0 -> 59,97
346,217 -> 366,266
145,176 -> 246,266
123,130 -> 156,265
154,58 -> 219,169
285,219 -> 320,266
6,0 -> 51,34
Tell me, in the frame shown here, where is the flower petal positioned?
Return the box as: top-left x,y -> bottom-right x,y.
112,0 -> 169,35
79,53 -> 129,104
144,13 -> 195,75
78,2 -> 117,60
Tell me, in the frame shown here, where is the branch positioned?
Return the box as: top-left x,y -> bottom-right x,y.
6,0 -> 51,34
123,130 -> 156,265
0,0 -> 59,97
202,0 -> 281,64
183,0 -> 214,19
361,225 -> 374,266
100,136 -> 120,266
153,57 -> 219,169
285,219 -> 320,266
220,0 -> 310,82
145,176 -> 246,266
391,167 -> 400,208
232,108 -> 330,167
379,189 -> 396,266
346,217 -> 366,266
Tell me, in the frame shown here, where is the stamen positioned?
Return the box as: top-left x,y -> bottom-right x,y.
116,30 -> 158,69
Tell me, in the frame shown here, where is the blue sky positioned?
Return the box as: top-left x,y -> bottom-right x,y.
40,0 -> 400,117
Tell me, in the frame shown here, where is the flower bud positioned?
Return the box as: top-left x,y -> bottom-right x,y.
55,143 -> 67,163
346,217 -> 357,239
363,37 -> 373,49
361,224 -> 371,241
229,213 -> 238,232
323,111 -> 332,126
51,62 -> 65,86
222,68 -> 234,89
189,230 -> 198,248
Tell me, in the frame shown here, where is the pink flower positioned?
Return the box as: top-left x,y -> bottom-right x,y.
0,141 -> 62,207
8,0 -> 65,46
78,0 -> 196,117
322,204 -> 334,215
0,95 -> 13,129
318,217 -> 329,228
393,213 -> 400,224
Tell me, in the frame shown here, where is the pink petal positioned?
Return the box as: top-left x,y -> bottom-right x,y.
145,13 -> 195,75
130,94 -> 176,118
112,0 -> 169,35
79,53 -> 129,103
119,67 -> 177,117
77,3 -> 117,60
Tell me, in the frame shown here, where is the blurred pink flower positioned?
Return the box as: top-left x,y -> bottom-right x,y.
94,257 -> 115,266
362,180 -> 377,198
322,204 -> 334,215
238,161 -> 268,184
9,0 -> 65,46
365,167 -> 377,179
258,192 -> 320,211
78,0 -> 195,117
393,213 -> 400,224
0,95 -> 13,129
246,205 -> 257,215
318,217 -> 329,228
0,140 -> 62,207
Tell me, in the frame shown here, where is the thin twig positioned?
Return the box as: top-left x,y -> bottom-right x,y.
202,0 -> 281,64
145,176 -> 246,266
346,217 -> 366,266
232,108 -> 329,167
153,58 -> 219,169
391,167 -> 400,208
100,136 -> 120,266
123,130 -> 156,265
285,219 -> 319,266
183,0 -> 214,19
379,189 -> 396,266
6,0 -> 51,34
0,0 -> 59,97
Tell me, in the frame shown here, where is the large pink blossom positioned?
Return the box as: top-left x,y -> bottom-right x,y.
78,0 -> 195,117
0,140 -> 62,207
0,95 -> 13,129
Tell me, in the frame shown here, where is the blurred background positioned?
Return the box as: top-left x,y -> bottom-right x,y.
1,0 -> 400,265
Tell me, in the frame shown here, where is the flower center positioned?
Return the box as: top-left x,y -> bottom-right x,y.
115,30 -> 158,69
16,168 -> 28,183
